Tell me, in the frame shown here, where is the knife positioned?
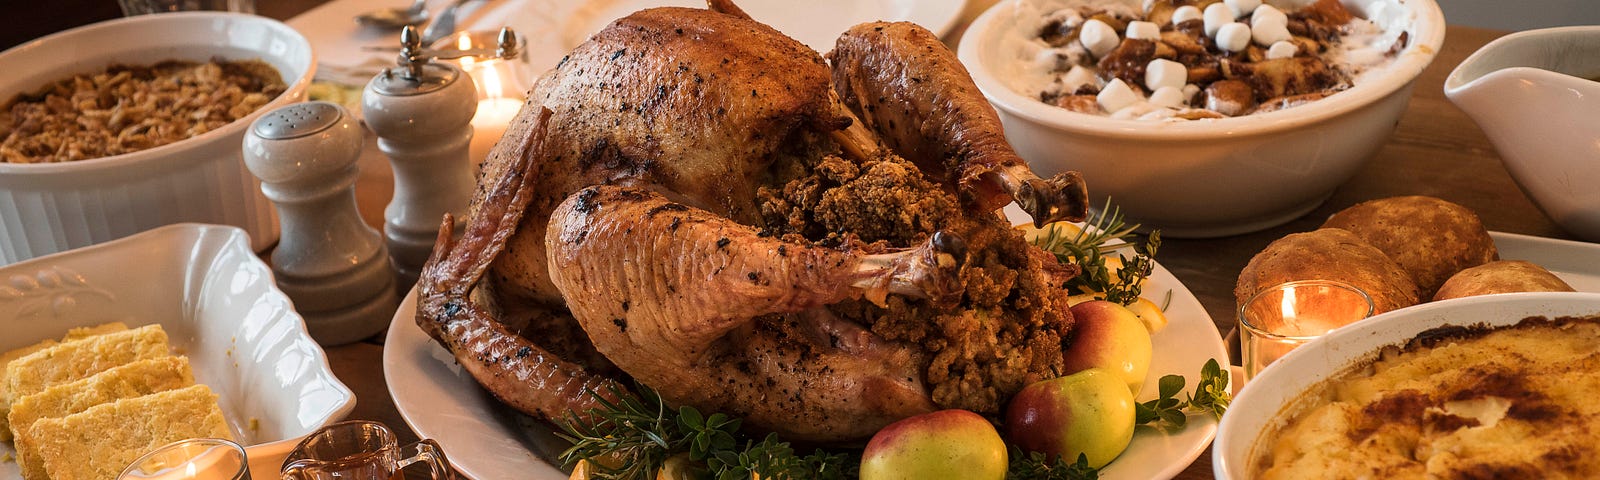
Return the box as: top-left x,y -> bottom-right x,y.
420,0 -> 480,46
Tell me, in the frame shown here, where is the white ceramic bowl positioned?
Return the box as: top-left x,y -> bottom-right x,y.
1212,292 -> 1600,479
1444,27 -> 1600,243
0,223 -> 354,479
0,12 -> 315,264
957,0 -> 1444,237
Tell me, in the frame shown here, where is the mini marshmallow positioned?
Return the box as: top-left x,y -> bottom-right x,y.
1251,4 -> 1288,26
1126,21 -> 1161,41
1267,40 -> 1299,59
1364,1 -> 1398,26
1224,0 -> 1261,17
1079,19 -> 1120,58
1145,59 -> 1188,92
1097,78 -> 1140,113
1203,3 -> 1233,37
1171,5 -> 1203,25
1183,83 -> 1202,99
1252,18 -> 1291,46
1061,65 -> 1099,93
1149,86 -> 1187,109
1215,22 -> 1252,52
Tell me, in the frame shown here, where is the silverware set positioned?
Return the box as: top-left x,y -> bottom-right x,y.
354,0 -> 483,45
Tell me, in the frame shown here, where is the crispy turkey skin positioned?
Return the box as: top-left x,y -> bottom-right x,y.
416,3 -> 1090,442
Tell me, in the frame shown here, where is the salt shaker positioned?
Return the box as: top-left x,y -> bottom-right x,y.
243,101 -> 399,346
363,26 -> 508,288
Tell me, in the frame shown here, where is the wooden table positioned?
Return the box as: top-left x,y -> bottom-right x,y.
266,3 -> 1541,478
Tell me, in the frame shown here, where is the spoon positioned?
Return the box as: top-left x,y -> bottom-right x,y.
354,0 -> 430,30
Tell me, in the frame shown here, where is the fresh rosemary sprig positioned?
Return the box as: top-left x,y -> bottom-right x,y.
557,383 -> 678,480
1134,359 -> 1232,429
557,383 -> 855,480
1029,199 -> 1160,306
1007,448 -> 1100,480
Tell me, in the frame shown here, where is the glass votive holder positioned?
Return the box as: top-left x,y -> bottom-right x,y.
1239,279 -> 1374,380
118,438 -> 250,480
430,30 -> 533,168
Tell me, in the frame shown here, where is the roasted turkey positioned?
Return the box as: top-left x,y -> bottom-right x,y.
416,2 -> 1091,442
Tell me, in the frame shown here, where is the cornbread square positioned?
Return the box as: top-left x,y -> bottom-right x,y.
3,324 -> 169,406
10,356 -> 194,480
29,384 -> 232,480
62,323 -> 132,341
0,322 -> 128,441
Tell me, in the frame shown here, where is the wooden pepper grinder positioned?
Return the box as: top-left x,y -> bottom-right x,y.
363,26 -> 520,288
243,101 -> 399,346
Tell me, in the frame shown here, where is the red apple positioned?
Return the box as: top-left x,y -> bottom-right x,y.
859,409 -> 1007,480
1066,300 -> 1154,396
1005,368 -> 1136,468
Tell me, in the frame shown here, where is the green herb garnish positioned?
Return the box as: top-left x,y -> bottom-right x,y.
557,383 -> 856,480
1134,359 -> 1232,429
1029,199 -> 1161,306
1007,448 -> 1100,480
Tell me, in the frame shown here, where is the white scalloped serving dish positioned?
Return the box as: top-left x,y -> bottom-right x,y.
0,224 -> 353,480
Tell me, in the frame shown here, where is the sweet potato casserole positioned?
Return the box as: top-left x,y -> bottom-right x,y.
1253,316 -> 1600,479
0,59 -> 283,164
1013,0 -> 1409,120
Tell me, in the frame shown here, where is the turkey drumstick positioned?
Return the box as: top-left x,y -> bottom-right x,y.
416,110 -> 624,424
830,22 -> 1090,226
546,185 -> 961,440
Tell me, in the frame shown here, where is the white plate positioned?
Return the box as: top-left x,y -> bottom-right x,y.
1213,231 -> 1600,478
385,257 -> 1227,479
0,224 -> 354,480
1489,231 -> 1600,291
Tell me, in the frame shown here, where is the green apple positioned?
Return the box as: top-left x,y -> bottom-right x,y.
1005,368 -> 1136,468
1065,300 -> 1154,396
859,409 -> 1008,480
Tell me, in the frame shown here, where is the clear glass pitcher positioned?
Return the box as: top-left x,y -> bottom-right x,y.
280,421 -> 452,480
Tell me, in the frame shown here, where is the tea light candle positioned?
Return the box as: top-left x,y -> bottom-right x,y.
119,438 -> 248,480
470,97 -> 521,167
1239,280 -> 1374,379
441,31 -> 530,169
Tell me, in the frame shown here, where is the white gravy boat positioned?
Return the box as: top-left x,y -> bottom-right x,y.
1445,27 -> 1600,242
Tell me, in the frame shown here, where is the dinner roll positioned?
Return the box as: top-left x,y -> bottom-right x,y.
1433,260 -> 1575,301
1321,196 -> 1497,297
1237,228 -> 1421,314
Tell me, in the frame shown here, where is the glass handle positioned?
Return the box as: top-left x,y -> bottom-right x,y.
279,461 -> 313,480
396,439 -> 454,479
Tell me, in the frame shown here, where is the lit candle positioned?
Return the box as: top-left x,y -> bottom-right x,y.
1240,280 -> 1373,379
470,97 -> 522,168
446,31 -> 530,169
120,438 -> 248,480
